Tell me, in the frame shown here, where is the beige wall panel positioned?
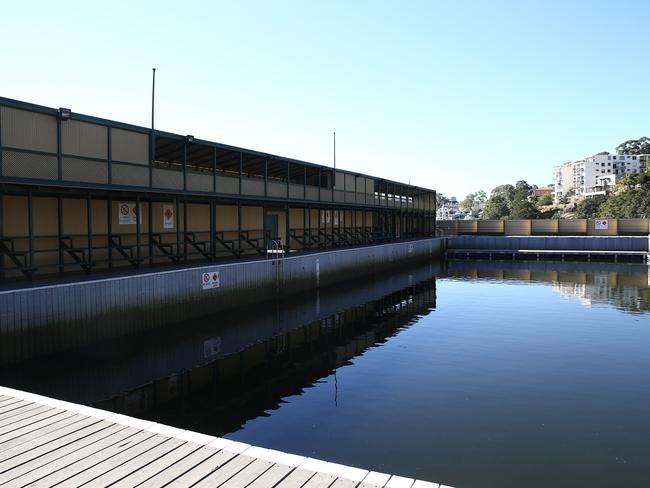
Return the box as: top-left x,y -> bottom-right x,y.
187,204 -> 210,232
289,184 -> 304,199
3,196 -> 28,237
92,199 -> 108,234
558,219 -> 587,234
1,107 -> 57,152
242,178 -> 264,196
477,220 -> 504,234
112,163 -> 149,187
289,208 -> 305,230
187,172 -> 213,192
531,219 -> 558,234
617,219 -> 649,235
216,175 -> 238,194
241,206 -> 262,229
111,129 -> 148,164
61,120 -> 107,159
345,174 -> 355,191
32,197 -> 58,236
457,220 -> 478,234
152,168 -> 183,190
267,181 -> 287,198
305,187 -> 319,200
216,205 -> 238,230
504,220 -> 531,236
62,158 -> 108,184
334,172 -> 345,189
2,150 -> 58,180
62,199 -> 87,236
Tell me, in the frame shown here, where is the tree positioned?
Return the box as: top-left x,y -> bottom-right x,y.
460,193 -> 476,213
574,195 -> 606,218
600,188 -> 650,218
509,180 -> 540,219
482,194 -> 510,219
538,194 -> 553,206
616,137 -> 650,155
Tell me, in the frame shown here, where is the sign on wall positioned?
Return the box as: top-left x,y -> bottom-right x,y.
118,202 -> 141,225
201,270 -> 221,290
163,204 -> 175,229
595,219 -> 609,230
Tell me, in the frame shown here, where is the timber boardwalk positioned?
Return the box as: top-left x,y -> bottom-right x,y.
0,386 -> 451,488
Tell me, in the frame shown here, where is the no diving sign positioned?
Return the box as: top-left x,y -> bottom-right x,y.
201,270 -> 221,290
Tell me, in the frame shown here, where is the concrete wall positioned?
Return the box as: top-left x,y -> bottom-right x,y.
0,237 -> 443,365
447,235 -> 649,251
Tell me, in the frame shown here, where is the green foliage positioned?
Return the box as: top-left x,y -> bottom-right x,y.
616,137 -> 650,155
482,180 -> 539,219
600,188 -> 650,218
538,194 -> 553,206
574,195 -> 607,218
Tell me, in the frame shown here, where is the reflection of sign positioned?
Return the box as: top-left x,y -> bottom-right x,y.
595,219 -> 608,230
163,204 -> 174,229
203,337 -> 222,358
118,202 -> 140,225
408,243 -> 414,253
321,210 -> 331,224
201,270 -> 220,290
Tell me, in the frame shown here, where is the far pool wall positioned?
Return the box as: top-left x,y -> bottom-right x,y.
0,238 -> 443,365
447,236 -> 649,251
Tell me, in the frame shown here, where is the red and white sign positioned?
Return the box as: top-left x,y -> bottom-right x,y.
163,204 -> 174,229
595,219 -> 608,230
118,202 -> 141,225
201,270 -> 220,290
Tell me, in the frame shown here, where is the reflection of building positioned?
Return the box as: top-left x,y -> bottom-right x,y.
552,275 -> 645,312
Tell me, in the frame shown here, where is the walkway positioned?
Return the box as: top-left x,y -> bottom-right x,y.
0,386 -> 452,488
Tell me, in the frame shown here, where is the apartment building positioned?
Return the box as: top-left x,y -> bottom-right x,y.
554,153 -> 648,202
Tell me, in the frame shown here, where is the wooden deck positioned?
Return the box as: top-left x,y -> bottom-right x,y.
0,386 -> 452,488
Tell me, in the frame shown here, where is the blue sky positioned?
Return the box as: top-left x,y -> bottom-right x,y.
1,1 -> 648,198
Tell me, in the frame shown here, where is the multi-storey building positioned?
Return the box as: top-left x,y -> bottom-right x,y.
554,153 -> 648,201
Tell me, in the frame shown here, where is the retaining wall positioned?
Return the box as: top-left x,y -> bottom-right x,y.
447,235 -> 649,252
0,238 -> 443,365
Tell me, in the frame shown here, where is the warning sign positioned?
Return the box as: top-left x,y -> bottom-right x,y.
163,204 -> 174,229
118,202 -> 141,225
595,219 -> 608,230
201,270 -> 221,290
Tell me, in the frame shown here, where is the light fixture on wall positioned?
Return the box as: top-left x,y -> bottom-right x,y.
186,135 -> 195,143
58,108 -> 71,121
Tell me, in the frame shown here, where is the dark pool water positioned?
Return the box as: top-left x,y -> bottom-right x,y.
3,261 -> 650,488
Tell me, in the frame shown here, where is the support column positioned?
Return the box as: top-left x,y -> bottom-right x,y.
183,199 -> 188,262
148,198 -> 153,265
86,194 -> 93,269
27,192 -> 34,273
237,202 -> 242,258
58,196 -> 64,273
136,196 -> 141,263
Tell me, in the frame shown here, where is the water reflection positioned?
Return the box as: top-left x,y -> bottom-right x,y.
446,260 -> 650,314
0,261 -> 439,431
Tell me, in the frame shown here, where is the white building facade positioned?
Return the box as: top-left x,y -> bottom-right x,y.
553,153 -> 648,202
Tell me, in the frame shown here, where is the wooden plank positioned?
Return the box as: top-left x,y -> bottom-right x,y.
0,406 -> 61,435
30,430 -> 156,487
301,472 -> 338,488
246,463 -> 295,488
192,453 -> 256,487
0,417 -> 103,470
137,445 -> 227,487
162,448 -> 239,487
0,426 -> 137,488
274,468 -> 317,488
0,423 -> 128,487
330,478 -> 361,488
0,400 -> 32,416
218,458 -> 274,488
56,433 -> 170,485
108,441 -> 201,487
0,412 -> 80,451
78,436 -> 184,486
